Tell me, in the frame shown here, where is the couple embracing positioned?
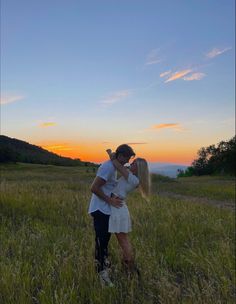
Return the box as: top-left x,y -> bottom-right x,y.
88,144 -> 150,287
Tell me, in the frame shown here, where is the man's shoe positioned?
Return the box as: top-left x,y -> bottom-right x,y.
99,270 -> 114,287
104,257 -> 111,269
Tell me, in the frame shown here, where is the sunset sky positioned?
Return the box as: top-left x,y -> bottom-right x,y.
1,0 -> 235,165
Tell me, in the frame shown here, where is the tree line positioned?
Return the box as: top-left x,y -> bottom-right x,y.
0,135 -> 96,167
178,135 -> 236,177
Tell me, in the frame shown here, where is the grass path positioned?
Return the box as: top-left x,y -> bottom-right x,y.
153,174 -> 235,211
158,191 -> 235,211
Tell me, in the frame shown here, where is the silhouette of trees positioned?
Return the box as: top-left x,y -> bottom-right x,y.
0,135 -> 85,166
178,136 -> 236,177
0,146 -> 20,163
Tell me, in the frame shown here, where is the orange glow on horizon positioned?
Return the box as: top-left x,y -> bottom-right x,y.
40,142 -> 195,165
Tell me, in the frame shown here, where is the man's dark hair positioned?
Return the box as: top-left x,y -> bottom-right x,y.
115,144 -> 135,158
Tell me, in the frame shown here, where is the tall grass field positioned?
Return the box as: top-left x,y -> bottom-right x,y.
0,163 -> 235,303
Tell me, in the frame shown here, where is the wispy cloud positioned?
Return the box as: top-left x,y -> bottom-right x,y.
183,72 -> 206,81
220,117 -> 235,126
43,144 -> 73,151
100,90 -> 132,105
145,49 -> 162,65
126,142 -> 148,145
206,47 -> 232,59
151,123 -> 184,131
39,122 -> 57,128
0,94 -> 25,105
165,69 -> 192,83
160,70 -> 172,78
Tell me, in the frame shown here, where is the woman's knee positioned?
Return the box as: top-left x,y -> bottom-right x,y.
116,233 -> 128,245
116,234 -> 133,255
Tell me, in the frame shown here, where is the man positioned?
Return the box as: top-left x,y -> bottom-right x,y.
88,144 -> 135,286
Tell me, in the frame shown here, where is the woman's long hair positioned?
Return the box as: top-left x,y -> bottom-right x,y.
136,158 -> 151,201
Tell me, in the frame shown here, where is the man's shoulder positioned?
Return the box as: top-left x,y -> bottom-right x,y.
99,160 -> 114,170
97,160 -> 115,175
96,160 -> 116,181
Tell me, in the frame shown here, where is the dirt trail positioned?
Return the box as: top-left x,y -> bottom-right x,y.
159,191 -> 235,211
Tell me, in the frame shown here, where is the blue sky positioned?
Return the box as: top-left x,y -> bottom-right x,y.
1,0 -> 235,164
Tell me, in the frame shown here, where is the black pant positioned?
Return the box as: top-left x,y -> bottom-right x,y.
91,210 -> 111,272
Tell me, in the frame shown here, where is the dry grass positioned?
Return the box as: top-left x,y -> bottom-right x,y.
0,163 -> 235,303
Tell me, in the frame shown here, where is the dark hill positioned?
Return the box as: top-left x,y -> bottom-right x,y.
0,135 -> 94,167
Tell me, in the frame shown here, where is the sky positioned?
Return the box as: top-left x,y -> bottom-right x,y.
1,0 -> 235,165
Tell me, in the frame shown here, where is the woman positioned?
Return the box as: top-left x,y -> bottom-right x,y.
106,149 -> 150,276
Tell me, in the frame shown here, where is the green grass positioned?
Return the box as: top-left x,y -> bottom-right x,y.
0,164 -> 235,303
152,174 -> 235,202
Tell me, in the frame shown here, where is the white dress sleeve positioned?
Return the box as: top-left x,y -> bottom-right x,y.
127,172 -> 139,187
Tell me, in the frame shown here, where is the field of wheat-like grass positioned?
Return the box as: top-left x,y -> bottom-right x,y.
0,163 -> 235,304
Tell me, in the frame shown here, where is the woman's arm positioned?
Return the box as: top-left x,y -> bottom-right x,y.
106,149 -> 129,180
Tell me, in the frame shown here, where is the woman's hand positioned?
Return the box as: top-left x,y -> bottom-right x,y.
106,149 -> 116,160
106,149 -> 112,156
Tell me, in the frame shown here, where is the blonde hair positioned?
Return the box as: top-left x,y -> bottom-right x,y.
136,158 -> 151,201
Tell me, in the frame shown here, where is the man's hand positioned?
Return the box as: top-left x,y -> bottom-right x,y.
108,196 -> 123,208
91,177 -> 123,208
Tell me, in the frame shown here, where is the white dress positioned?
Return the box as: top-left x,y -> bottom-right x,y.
108,171 -> 139,233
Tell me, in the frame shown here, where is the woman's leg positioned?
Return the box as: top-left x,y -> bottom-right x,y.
115,232 -> 141,278
115,232 -> 133,261
115,232 -> 135,272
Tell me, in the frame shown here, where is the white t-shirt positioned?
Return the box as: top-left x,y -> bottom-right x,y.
88,160 -> 117,215
112,171 -> 139,200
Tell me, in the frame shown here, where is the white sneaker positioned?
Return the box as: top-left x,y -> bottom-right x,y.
99,270 -> 114,287
104,257 -> 111,269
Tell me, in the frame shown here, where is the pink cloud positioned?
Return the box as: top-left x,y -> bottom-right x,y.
183,72 -> 206,81
206,47 -> 232,58
151,123 -> 184,131
100,90 -> 132,105
165,69 -> 192,83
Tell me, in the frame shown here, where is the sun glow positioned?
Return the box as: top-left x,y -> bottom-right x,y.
40,141 -> 194,165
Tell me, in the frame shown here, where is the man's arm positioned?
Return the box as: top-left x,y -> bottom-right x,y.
90,176 -> 123,208
106,149 -> 129,180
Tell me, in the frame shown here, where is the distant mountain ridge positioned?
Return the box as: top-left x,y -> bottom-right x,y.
0,135 -> 95,167
148,162 -> 188,178
0,135 -> 188,174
